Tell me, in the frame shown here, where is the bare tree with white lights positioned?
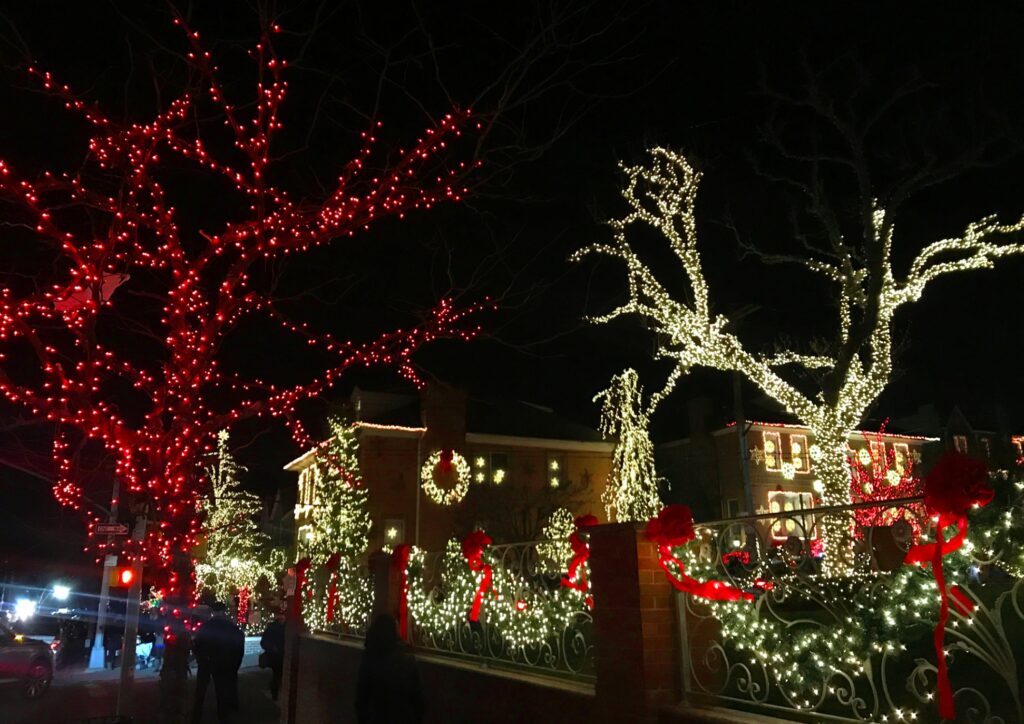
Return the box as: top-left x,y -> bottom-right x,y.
577,142 -> 1024,573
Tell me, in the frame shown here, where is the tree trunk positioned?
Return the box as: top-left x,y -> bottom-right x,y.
811,426 -> 855,577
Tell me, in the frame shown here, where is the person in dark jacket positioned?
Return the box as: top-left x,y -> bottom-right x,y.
259,610 -> 286,701
355,613 -> 425,724
191,601 -> 245,724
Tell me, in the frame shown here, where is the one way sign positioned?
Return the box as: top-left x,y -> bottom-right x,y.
95,523 -> 129,536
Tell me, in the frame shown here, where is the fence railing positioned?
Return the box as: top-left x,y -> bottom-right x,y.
675,494 -> 1024,722
407,539 -> 595,684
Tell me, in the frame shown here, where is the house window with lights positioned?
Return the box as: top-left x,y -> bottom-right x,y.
789,434 -> 810,474
768,490 -> 815,541
953,435 -> 968,454
763,431 -> 782,472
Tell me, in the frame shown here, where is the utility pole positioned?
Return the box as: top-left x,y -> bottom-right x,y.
116,515 -> 146,717
89,479 -> 119,669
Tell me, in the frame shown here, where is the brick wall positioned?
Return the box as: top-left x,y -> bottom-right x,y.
284,521 -> 681,724
292,634 -> 597,724
588,523 -> 678,724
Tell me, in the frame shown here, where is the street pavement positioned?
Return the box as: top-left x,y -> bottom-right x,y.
0,664 -> 281,724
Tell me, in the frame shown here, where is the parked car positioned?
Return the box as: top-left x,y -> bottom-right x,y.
0,621 -> 54,698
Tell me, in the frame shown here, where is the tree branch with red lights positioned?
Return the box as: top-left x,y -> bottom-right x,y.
0,18 -> 488,597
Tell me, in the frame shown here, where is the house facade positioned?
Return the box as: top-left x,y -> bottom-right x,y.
658,418 -> 939,522
286,385 -> 614,556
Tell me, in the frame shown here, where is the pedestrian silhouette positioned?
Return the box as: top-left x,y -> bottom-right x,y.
355,613 -> 425,724
191,601 -> 244,723
259,609 -> 286,701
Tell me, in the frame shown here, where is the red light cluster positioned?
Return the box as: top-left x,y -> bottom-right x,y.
0,14 -> 487,595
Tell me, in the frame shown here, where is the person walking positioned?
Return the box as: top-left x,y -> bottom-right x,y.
259,610 -> 286,701
104,619 -> 124,670
191,601 -> 244,724
355,613 -> 425,724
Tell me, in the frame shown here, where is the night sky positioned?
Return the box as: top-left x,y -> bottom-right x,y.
2,2 -> 1023,588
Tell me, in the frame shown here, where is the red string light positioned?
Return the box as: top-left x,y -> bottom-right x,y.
0,17 -> 487,595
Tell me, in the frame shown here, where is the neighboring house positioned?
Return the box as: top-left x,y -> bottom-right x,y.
894,403 -> 1023,470
658,417 -> 937,521
285,385 -> 613,555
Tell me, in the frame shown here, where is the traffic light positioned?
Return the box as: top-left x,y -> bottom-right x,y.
110,567 -> 136,588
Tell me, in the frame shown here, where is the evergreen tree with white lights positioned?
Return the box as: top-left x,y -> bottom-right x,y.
596,369 -> 662,522
576,146 -> 1024,574
302,416 -> 373,631
196,430 -> 285,628
306,416 -> 371,565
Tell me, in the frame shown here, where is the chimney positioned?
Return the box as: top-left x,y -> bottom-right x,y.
420,382 -> 468,452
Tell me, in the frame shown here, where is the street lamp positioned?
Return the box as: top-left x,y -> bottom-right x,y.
53,584 -> 71,601
14,598 -> 36,621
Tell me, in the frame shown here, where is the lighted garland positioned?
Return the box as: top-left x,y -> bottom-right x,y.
667,478 -> 1024,714
301,559 -> 373,634
676,537 -> 956,706
405,535 -> 590,649
420,450 -> 472,506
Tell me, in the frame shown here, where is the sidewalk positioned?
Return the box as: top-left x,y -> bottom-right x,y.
3,665 -> 280,724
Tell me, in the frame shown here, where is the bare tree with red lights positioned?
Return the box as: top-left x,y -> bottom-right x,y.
0,18 -> 488,602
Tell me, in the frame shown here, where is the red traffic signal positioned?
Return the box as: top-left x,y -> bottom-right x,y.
110,567 -> 136,588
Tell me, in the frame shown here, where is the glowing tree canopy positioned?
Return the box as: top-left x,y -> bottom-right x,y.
595,369 -> 661,523
305,416 -> 372,565
195,430 -> 285,621
0,17 -> 486,595
576,148 -> 1024,572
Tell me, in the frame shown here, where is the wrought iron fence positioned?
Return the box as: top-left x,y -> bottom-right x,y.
675,494 -> 1024,722
408,539 -> 595,683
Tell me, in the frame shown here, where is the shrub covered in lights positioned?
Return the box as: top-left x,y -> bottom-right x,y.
406,535 -> 590,649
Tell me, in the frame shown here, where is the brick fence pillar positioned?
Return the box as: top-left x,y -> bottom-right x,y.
589,522 -> 677,724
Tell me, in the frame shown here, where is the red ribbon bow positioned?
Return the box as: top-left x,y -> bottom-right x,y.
324,552 -> 341,623
393,544 -> 411,639
462,530 -> 494,621
439,448 -> 454,474
561,514 -> 599,607
645,505 -> 753,602
292,558 -> 311,619
903,453 -> 991,720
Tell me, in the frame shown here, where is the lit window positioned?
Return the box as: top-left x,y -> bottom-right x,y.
767,490 -> 815,541
763,432 -> 782,471
893,443 -> 910,475
869,440 -> 885,471
789,434 -> 810,473
980,437 -> 991,458
953,435 -> 968,454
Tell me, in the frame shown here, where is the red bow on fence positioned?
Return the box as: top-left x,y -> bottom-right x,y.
561,514 -> 599,607
462,530 -> 494,621
292,558 -> 311,619
393,544 -> 411,640
324,552 -> 341,624
645,505 -> 753,602
903,453 -> 992,721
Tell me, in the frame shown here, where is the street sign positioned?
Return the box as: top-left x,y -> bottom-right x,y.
95,523 -> 129,536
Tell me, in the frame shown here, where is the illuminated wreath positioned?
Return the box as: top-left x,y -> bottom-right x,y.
420,449 -> 472,506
